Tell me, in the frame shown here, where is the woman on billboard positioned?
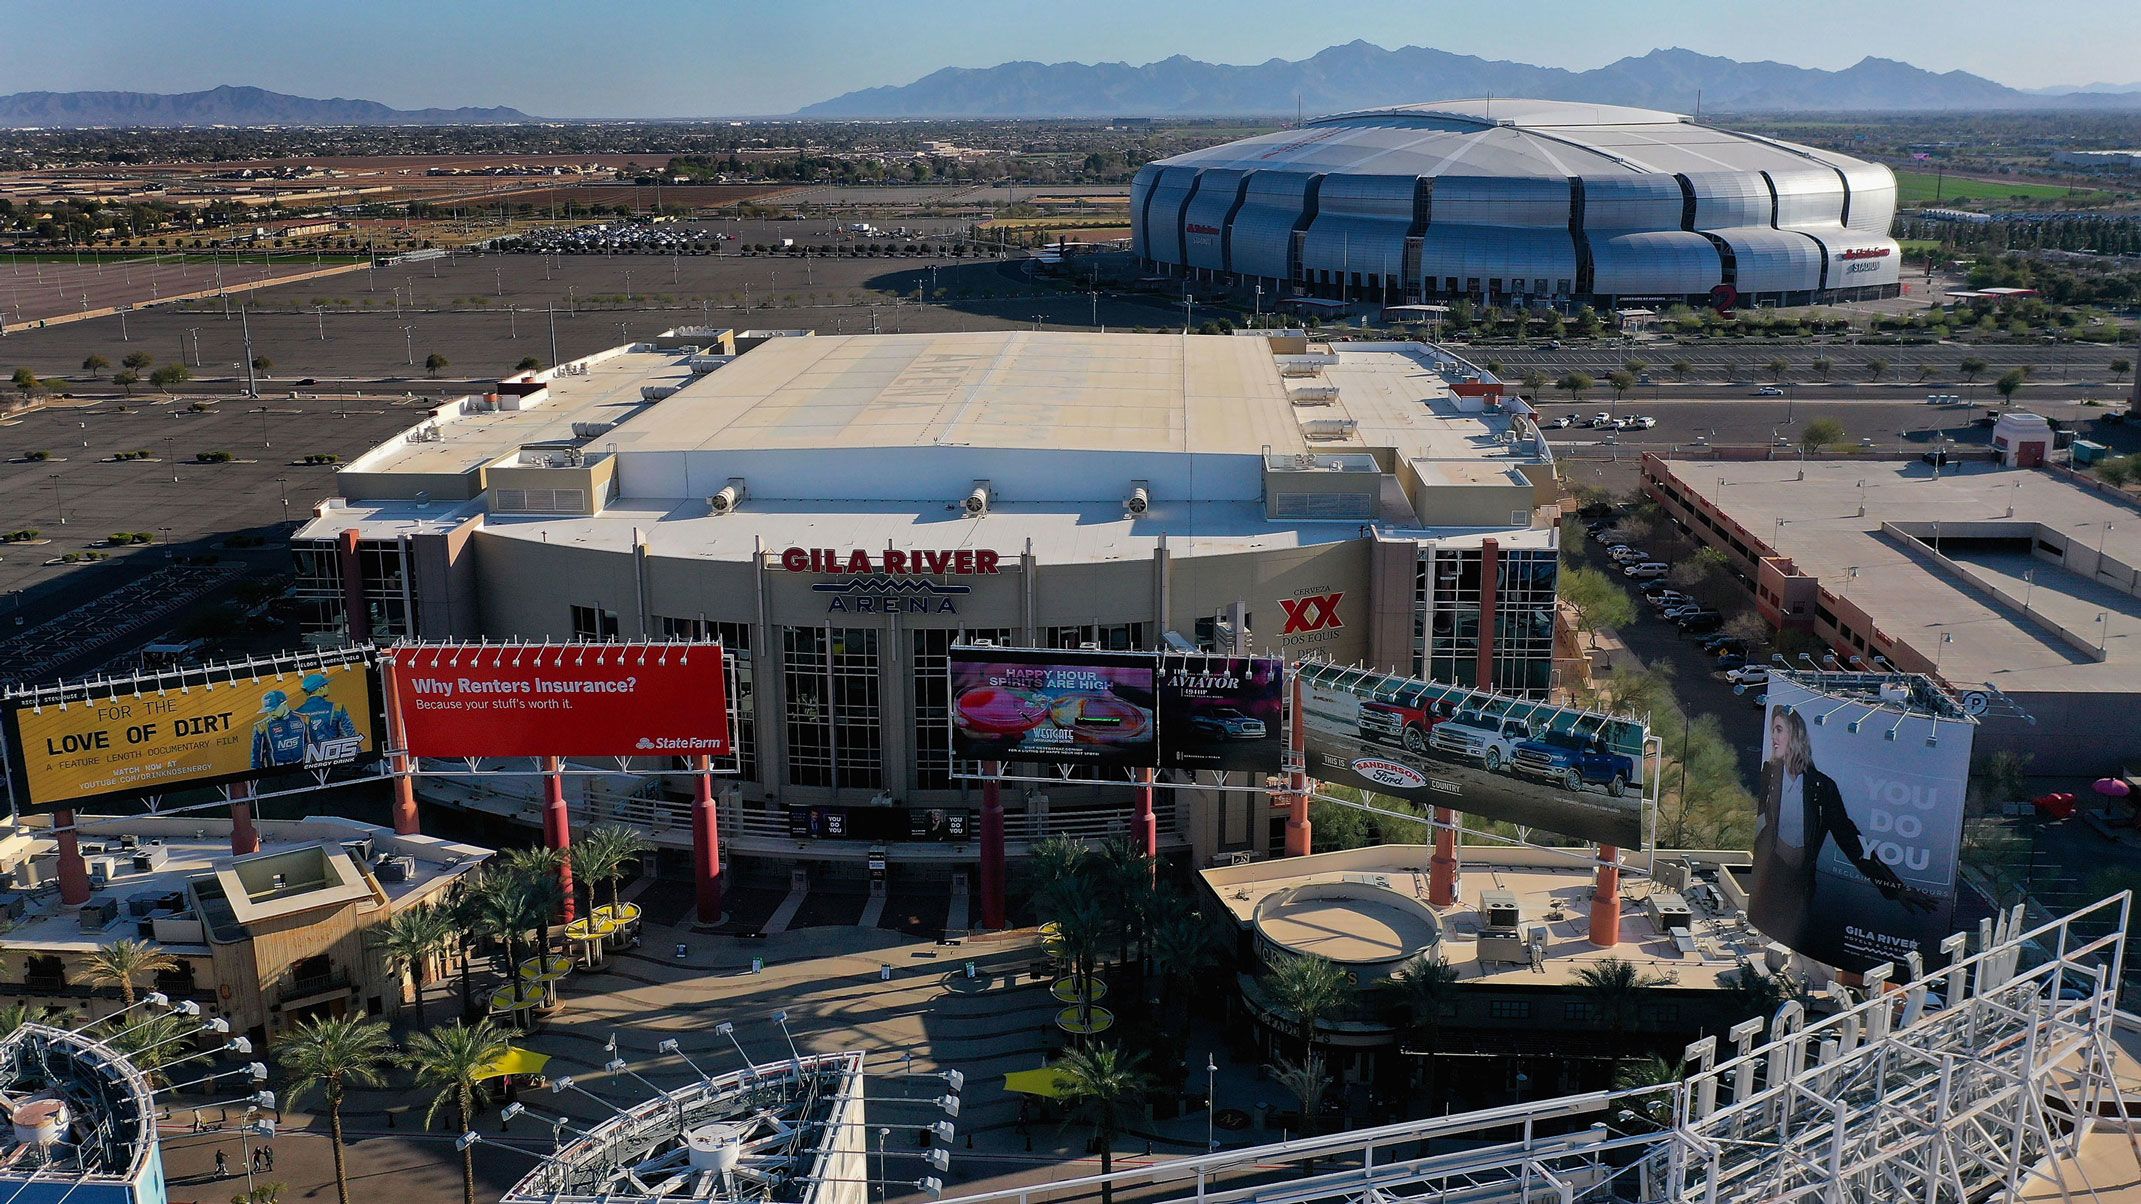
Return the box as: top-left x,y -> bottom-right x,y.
1751,706 -> 1937,952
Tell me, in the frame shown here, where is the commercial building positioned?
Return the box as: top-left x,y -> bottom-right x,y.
2052,149 -> 2141,173
291,329 -> 1564,877
1642,453 -> 2141,769
1133,98 -> 1902,310
0,816 -> 488,1050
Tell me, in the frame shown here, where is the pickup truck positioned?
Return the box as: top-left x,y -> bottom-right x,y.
1512,729 -> 1637,797
1358,697 -> 1448,755
1428,711 -> 1536,772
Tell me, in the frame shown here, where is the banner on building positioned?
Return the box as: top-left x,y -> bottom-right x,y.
787,805 -> 975,842
1156,655 -> 1286,773
385,642 -> 728,759
1294,660 -> 1650,848
2,652 -> 378,812
1751,674 -> 1974,975
949,647 -> 1157,768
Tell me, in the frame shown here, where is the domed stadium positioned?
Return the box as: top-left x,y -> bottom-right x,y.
1131,98 -> 1901,310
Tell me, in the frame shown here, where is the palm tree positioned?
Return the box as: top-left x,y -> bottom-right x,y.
95,1010 -> 205,1087
1050,894 -> 1113,1030
466,870 -> 538,1004
84,939 -> 178,1009
573,825 -> 650,921
371,905 -> 452,1024
1055,1044 -> 1151,1204
1376,953 -> 1460,1102
1149,909 -> 1219,1021
1026,833 -> 1091,917
502,847 -> 569,957
1575,957 -> 1671,1062
1722,964 -> 1797,1023
1092,838 -> 1156,970
279,1015 -> 396,1204
406,1020 -> 512,1204
1261,954 -> 1353,1059
0,1002 -> 57,1039
1267,1051 -> 1330,1135
1609,1054 -> 1681,1132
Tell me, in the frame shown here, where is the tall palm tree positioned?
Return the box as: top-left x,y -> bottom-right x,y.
1267,1051 -> 1330,1135
1261,953 -> 1353,1060
83,939 -> 178,1009
1375,953 -> 1460,1102
371,905 -> 452,1024
1025,834 -> 1091,918
277,1014 -> 396,1204
1576,957 -> 1671,1062
1093,838 -> 1156,970
1050,893 -> 1113,1031
92,1010 -> 204,1087
1149,909 -> 1219,1020
467,869 -> 535,988
573,825 -> 650,921
503,847 -> 570,954
406,1019 -> 512,1204
1054,1044 -> 1151,1204
0,1002 -> 57,1039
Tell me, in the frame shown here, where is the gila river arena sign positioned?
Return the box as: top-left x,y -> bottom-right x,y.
384,642 -> 728,760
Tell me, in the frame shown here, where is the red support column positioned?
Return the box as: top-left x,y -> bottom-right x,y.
381,654 -> 420,836
336,528 -> 370,644
691,754 -> 723,925
54,809 -> 90,906
1134,767 -> 1158,864
1475,536 -> 1500,691
1589,845 -> 1623,948
1428,807 -> 1459,906
541,755 -> 577,923
979,764 -> 1006,930
230,781 -> 261,857
1283,676 -> 1312,857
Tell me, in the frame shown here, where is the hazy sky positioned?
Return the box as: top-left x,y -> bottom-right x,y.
3,0 -> 2134,115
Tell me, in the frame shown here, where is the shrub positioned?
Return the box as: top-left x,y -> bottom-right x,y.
25,450 -> 49,461
196,450 -> 234,463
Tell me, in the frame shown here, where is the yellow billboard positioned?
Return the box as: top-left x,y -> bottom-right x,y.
4,659 -> 376,811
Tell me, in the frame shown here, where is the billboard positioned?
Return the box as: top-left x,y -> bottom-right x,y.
1156,656 -> 1286,773
386,642 -> 727,759
3,654 -> 377,812
1752,675 -> 1973,975
787,806 -> 975,842
949,648 -> 1156,767
1295,660 -> 1649,848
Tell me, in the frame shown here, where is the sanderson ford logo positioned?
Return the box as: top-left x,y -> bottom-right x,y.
1350,756 -> 1428,790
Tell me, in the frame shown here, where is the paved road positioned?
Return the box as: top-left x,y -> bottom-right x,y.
1473,341 -> 2134,382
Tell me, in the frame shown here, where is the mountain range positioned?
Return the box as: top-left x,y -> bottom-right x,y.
798,42 -> 2141,117
0,85 -> 530,127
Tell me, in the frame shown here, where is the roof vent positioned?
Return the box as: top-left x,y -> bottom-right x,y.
1126,482 -> 1150,516
709,478 -> 747,516
963,481 -> 992,517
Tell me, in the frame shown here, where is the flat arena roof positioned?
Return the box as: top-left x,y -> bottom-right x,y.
1258,895 -> 1438,962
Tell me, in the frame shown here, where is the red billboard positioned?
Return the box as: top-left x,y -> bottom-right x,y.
385,643 -> 728,759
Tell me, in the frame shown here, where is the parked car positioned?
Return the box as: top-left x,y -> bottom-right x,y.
1577,501 -> 1620,520
1590,412 -> 1612,427
1608,545 -> 1646,561
1513,728 -> 1638,797
1625,415 -> 1657,430
1700,636 -> 1748,656
1726,666 -> 1770,685
1543,415 -> 1572,429
1715,653 -> 1749,671
1922,448 -> 1951,466
1678,611 -> 1725,634
1755,386 -> 1785,397
1624,562 -> 1669,579
294,377 -> 317,386
1662,603 -> 1706,619
1428,711 -> 1538,772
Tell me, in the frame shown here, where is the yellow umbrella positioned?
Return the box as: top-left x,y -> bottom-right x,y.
1003,1066 -> 1072,1099
594,902 -> 642,927
475,1046 -> 552,1082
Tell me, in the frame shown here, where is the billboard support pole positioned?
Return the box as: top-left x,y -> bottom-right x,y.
540,755 -> 577,924
691,754 -> 723,926
1589,845 -> 1622,947
54,809 -> 90,906
229,781 -> 260,857
1429,808 -> 1459,906
979,763 -> 1006,930
381,654 -> 420,836
1283,676 -> 1311,857
1134,767 -> 1158,865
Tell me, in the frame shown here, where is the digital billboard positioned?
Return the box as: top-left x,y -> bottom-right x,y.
386,642 -> 728,759
3,654 -> 377,812
787,806 -> 975,841
1156,656 -> 1286,773
949,648 -> 1156,768
1752,674 -> 1973,975
1294,660 -> 1650,848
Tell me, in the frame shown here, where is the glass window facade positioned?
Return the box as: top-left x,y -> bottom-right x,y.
570,605 -> 619,641
288,539 -> 413,641
781,627 -> 881,790
1417,546 -> 1558,696
654,615 -> 758,782
912,628 -> 1013,791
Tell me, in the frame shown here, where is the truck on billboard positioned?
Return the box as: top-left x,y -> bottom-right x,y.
1752,673 -> 1973,975
949,648 -> 1157,768
385,642 -> 728,759
1295,660 -> 1649,848
1155,655 -> 1285,773
2,652 -> 378,812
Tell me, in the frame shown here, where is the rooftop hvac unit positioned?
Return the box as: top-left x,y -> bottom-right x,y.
0,893 -> 26,921
640,385 -> 679,401
375,856 -> 415,884
1645,890 -> 1692,932
87,857 -> 127,886
1288,385 -> 1340,406
1481,888 -> 1520,929
341,838 -> 374,864
709,478 -> 747,516
963,481 -> 992,517
132,847 -> 168,873
1126,482 -> 1150,516
570,421 -> 615,439
80,897 -> 121,929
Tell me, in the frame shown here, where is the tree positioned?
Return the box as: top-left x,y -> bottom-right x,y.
251,355 -> 273,374
1268,1051 -> 1331,1134
11,367 -> 37,397
1811,356 -> 1832,381
1865,357 -> 1889,381
1607,369 -> 1636,401
84,939 -> 177,1009
572,825 -> 650,922
1800,418 -> 1847,453
1520,369 -> 1547,396
0,1002 -> 59,1040
81,354 -> 109,379
1916,364 -> 1935,383
1575,957 -> 1670,1061
515,356 -> 542,371
96,1010 -> 205,1087
277,1015 -> 396,1204
425,352 -> 449,377
1623,358 -> 1648,376
1721,965 -> 1798,1024
1376,953 -> 1459,1101
1054,1044 -> 1151,1204
405,1020 -> 512,1204
149,364 -> 189,392
2100,458 -> 2136,489
1092,837 -> 1158,969
1149,908 -> 1220,1020
1261,953 -> 1353,1058
1609,1055 -> 1681,1132
1026,833 -> 1092,917
370,904 -> 452,1024
1960,357 -> 1988,382
113,369 -> 140,394
1765,358 -> 1790,383
1557,372 -> 1594,402
121,351 -> 153,373
2112,358 -> 2132,381
501,847 -> 570,962
1560,565 -> 1634,650
1050,893 -> 1112,1030
1670,359 -> 1692,381
1995,367 -> 2028,405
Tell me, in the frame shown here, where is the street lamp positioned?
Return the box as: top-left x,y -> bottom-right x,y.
1206,1054 -> 1218,1153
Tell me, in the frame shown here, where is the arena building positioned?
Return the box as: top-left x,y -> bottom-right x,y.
290,329 -> 1564,881
1132,99 -> 1902,310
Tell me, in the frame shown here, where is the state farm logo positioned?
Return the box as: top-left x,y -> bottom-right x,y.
1350,757 -> 1427,790
1281,592 -> 1344,635
1839,247 -> 1891,260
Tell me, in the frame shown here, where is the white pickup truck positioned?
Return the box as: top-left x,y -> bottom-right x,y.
1427,711 -> 1537,773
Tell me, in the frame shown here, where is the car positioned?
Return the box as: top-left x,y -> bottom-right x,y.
1660,604 -> 1704,620
1191,708 -> 1268,741
294,377 -> 317,386
1755,386 -> 1785,397
1543,415 -> 1572,429
1592,527 -> 1627,544
1624,562 -> 1669,579
1545,340 -> 1563,350
1637,580 -> 1679,596
1922,448 -> 1951,466
1590,412 -> 1612,427
1577,502 -> 1619,520
1512,728 -> 1638,797
1626,415 -> 1657,430
1428,711 -> 1538,772
1677,611 -> 1725,634
1715,653 -> 1749,671
1647,594 -> 1693,611
1726,666 -> 1770,685
1700,636 -> 1747,654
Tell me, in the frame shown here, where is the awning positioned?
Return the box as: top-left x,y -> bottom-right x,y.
1003,1066 -> 1072,1099
475,1046 -> 552,1082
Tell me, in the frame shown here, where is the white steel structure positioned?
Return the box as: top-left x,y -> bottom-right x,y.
936,894 -> 2136,1204
1134,99 -> 1902,309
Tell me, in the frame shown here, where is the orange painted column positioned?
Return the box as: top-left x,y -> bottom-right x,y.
1134,767 -> 1158,863
1428,807 -> 1459,906
979,763 -> 1006,929
55,810 -> 91,906
691,754 -> 723,925
381,654 -> 420,836
1589,845 -> 1622,947
229,781 -> 261,857
1283,676 -> 1312,856
541,754 -> 576,923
